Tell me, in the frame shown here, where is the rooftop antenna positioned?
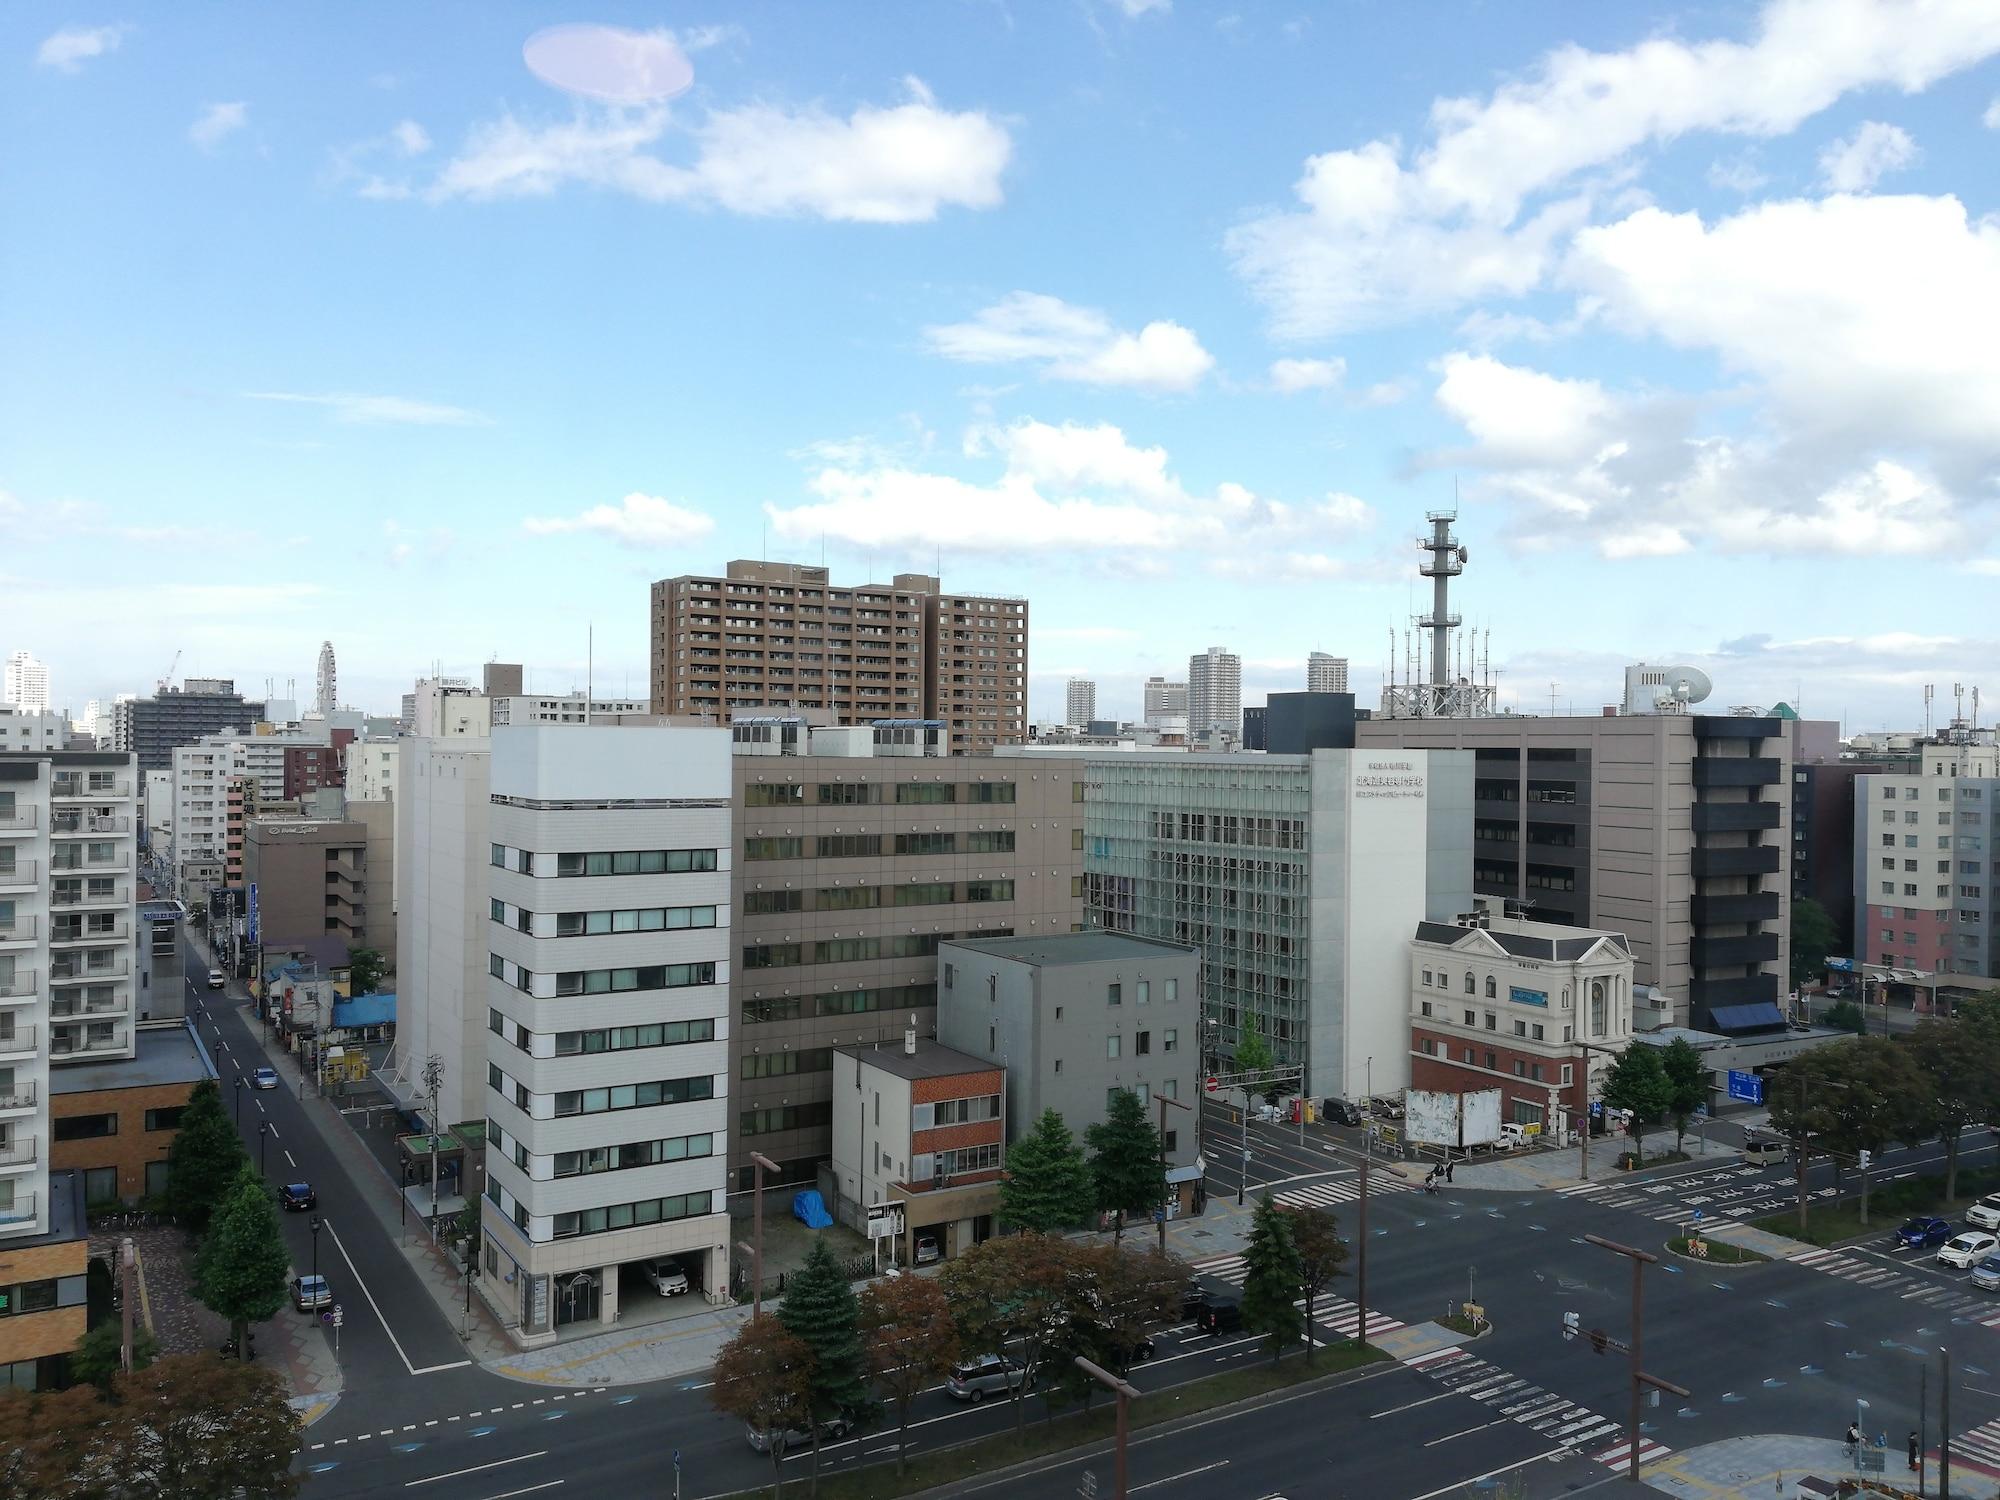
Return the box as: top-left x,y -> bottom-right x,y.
586,624 -> 593,726
1548,682 -> 1559,716
1924,684 -> 1935,737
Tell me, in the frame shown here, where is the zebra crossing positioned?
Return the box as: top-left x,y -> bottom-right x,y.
1947,1414 -> 2000,1477
1554,1168 -> 1793,1227
1187,1253 -> 1406,1341
1403,1346 -> 1672,1472
1787,1247 -> 2000,1326
1270,1173 -> 1418,1212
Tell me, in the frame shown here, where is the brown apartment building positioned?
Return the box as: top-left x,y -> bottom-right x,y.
243,806 -> 395,955
650,560 -> 1028,754
728,730 -> 1082,1190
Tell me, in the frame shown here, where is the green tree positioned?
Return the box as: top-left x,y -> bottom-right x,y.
113,1352 -> 300,1500
776,1236 -> 869,1487
712,1318 -> 814,1499
70,1319 -> 159,1393
1240,1194 -> 1304,1365
1790,897 -> 1838,990
193,1167 -> 290,1358
940,1234 -> 1075,1432
1822,999 -> 1867,1036
1600,1045 -> 1672,1166
346,948 -> 387,996
1903,1017 -> 2000,1203
997,1109 -> 1096,1234
166,1080 -> 246,1234
1235,1023 -> 1281,1106
1283,1206 -> 1349,1364
1659,1036 -> 1709,1156
1821,1038 -> 1928,1225
1086,1088 -> 1166,1244
858,1274 -> 958,1475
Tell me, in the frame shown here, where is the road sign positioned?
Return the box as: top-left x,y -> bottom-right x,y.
1726,1069 -> 1765,1105
1205,1076 -> 1218,1093
331,1304 -> 344,1328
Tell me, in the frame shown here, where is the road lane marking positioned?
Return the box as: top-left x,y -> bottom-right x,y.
1404,1448 -> 1570,1500
404,1450 -> 549,1488
324,1220 -> 459,1378
1130,1459 -> 1229,1492
483,1486 -> 562,1500
285,1150 -> 297,1169
1425,1416 -> 1515,1446
1371,1390 -> 1455,1418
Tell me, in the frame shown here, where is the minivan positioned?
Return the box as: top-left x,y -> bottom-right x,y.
1191,1298 -> 1243,1336
948,1354 -> 1027,1402
1321,1098 -> 1363,1127
1742,1136 -> 1788,1165
1967,1194 -> 2000,1231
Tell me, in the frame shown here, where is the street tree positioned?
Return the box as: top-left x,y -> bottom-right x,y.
113,1352 -> 301,1500
166,1080 -> 245,1233
858,1273 -> 958,1475
1235,1023 -> 1282,1106
777,1235 -> 871,1488
70,1320 -> 158,1392
711,1318 -> 815,1500
1600,1044 -> 1672,1165
1077,1242 -> 1186,1378
0,1382 -> 116,1500
1768,1043 -> 1873,1233
1816,1037 -> 1929,1225
1822,1000 -> 1866,1036
1240,1194 -> 1304,1365
1659,1036 -> 1709,1156
1283,1206 -> 1349,1364
346,947 -> 387,996
940,1233 -> 1076,1432
1903,1017 -> 2000,1203
1790,897 -> 1837,990
997,1109 -> 1095,1234
193,1167 -> 290,1358
1086,1088 -> 1166,1244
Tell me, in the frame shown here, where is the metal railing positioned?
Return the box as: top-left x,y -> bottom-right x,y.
50,1032 -> 124,1058
52,815 -> 131,835
0,972 -> 38,999
50,921 -> 127,946
51,778 -> 132,800
0,810 -> 37,831
0,916 -> 37,942
50,958 -> 129,982
0,1084 -> 38,1110
50,855 -> 129,874
0,861 -> 34,884
0,1192 -> 39,1230
50,885 -> 123,907
0,1026 -> 36,1054
0,1138 -> 37,1168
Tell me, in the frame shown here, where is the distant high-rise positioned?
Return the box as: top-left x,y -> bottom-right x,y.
1142,676 -> 1187,728
1065,677 -> 1097,727
316,641 -> 337,717
115,680 -> 265,773
1307,653 -> 1349,694
4,651 -> 50,713
1187,647 -> 1241,737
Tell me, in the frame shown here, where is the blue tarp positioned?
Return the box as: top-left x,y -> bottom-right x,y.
791,1190 -> 834,1229
333,992 -> 396,1030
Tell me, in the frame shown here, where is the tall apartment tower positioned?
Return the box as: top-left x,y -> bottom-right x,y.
481,725 -> 733,1339
1065,678 -> 1097,727
1142,676 -> 1187,729
4,653 -> 51,714
1,750 -> 141,1240
649,561 -> 1027,753
1307,653 -> 1349,694
115,681 -> 265,773
1187,648 -> 1242,738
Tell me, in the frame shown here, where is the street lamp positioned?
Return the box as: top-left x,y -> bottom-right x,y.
400,1161 -> 413,1230
234,1073 -> 244,1126
743,1151 -> 780,1321
257,1120 -> 270,1177
309,1214 -> 322,1283
1154,1093 -> 1191,1256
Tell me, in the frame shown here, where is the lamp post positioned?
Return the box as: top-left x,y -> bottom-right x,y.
234,1073 -> 244,1126
400,1161 -> 412,1230
1356,1056 -> 1373,1350
119,1238 -> 136,1374
1075,1356 -> 1141,1500
309,1214 -> 322,1283
1155,1093 -> 1191,1256
258,1120 -> 270,1178
1942,1345 -> 1954,1500
1582,1233 -> 1691,1484
744,1151 -> 779,1321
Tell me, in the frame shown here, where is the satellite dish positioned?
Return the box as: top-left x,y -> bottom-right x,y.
1669,666 -> 1714,705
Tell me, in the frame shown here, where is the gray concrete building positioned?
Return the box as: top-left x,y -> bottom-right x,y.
114,681 -> 266,773
935,932 -> 1200,1171
244,811 -> 394,955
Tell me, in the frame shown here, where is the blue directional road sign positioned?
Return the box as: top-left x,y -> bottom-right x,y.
1726,1069 -> 1765,1105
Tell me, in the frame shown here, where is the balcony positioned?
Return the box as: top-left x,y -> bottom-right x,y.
1691,802 -> 1782,833
0,1138 -> 37,1171
0,809 -> 34,833
1691,845 -> 1782,878
0,1026 -> 35,1059
49,855 -> 128,875
0,1083 -> 37,1112
50,993 -> 128,1019
0,916 -> 36,945
1688,973 -> 1780,1009
50,1031 -> 125,1060
50,958 -> 128,983
0,861 -> 34,889
1690,891 -> 1781,925
1691,932 -> 1782,968
50,921 -> 127,947
51,814 -> 131,836
1693,757 -> 1782,789
50,885 -> 124,908
0,1192 -> 37,1233
51,778 -> 132,801
0,971 -> 37,1002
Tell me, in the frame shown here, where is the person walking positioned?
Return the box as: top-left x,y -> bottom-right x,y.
1909,1429 -> 1920,1472
1445,1157 -> 1455,1184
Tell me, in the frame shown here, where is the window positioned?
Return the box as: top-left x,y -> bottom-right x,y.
54,1112 -> 117,1141
744,784 -> 804,806
144,1106 -> 185,1132
554,962 -> 718,994
553,1134 -> 714,1177
741,1049 -> 833,1079
1108,983 -> 1122,1005
1561,1064 -> 1574,1085
1422,969 -> 1433,986
742,943 -> 803,970
1107,1035 -> 1122,1059
557,849 -> 717,875
817,782 -> 880,805
966,782 -> 1015,804
490,897 -> 506,924
553,1019 -> 715,1054
1531,1024 -> 1545,1041
552,1190 -> 714,1239
1136,1031 -> 1151,1055
491,843 -> 506,868
1136,980 -> 1150,1005
556,905 -> 718,935
744,890 -> 802,915
1464,972 -> 1475,994
895,783 -> 956,805
1484,976 -> 1497,998
1463,1009 -> 1476,1027
820,834 -> 884,858
1485,1013 -> 1498,1031
1164,1028 -> 1178,1052
1513,1019 -> 1527,1037
971,830 -> 1019,854
553,1075 -> 717,1116
1484,1050 -> 1496,1070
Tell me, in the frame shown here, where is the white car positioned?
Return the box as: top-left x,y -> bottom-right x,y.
1938,1230 -> 1999,1268
1967,1194 -> 2000,1231
207,969 -> 226,989
645,1259 -> 690,1297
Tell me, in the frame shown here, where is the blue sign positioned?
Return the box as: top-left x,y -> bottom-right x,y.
247,881 -> 260,948
1826,956 -> 1857,973
1510,986 -> 1549,1007
1590,1100 -> 1604,1118
1727,1069 -> 1765,1105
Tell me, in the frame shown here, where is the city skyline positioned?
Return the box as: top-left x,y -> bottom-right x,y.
7,3 -> 2000,730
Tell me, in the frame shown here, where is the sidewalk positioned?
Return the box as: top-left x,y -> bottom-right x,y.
1645,1433 -> 2000,1499
1449,1132 -> 1737,1192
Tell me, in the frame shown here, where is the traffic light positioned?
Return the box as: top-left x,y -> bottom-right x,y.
1589,1328 -> 1609,1356
1858,1149 -> 1872,1170
1562,1311 -> 1580,1342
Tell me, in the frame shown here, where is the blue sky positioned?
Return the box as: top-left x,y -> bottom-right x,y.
4,1 -> 1998,732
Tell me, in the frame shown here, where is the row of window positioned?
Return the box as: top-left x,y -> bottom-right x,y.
743,831 -> 1018,860
746,879 -> 1017,914
918,1094 -> 1002,1127
741,931 -> 1006,969
489,1063 -> 717,1116
741,1048 -> 832,1079
554,1190 -> 713,1240
740,1101 -> 833,1136
490,846 -> 719,876
1417,1000 -> 1567,1043
742,983 -> 938,1024
489,1009 -> 716,1055
1104,1028 -> 1179,1058
51,1106 -> 184,1141
553,1133 -> 713,1178
490,900 -> 719,935
744,781 -> 1018,806
1417,1040 -> 1575,1085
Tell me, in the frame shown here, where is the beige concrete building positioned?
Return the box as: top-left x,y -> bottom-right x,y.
650,560 -> 1028,753
728,729 -> 1083,1189
244,810 -> 394,954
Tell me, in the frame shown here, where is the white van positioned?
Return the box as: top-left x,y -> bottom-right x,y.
1742,1134 -> 1787,1165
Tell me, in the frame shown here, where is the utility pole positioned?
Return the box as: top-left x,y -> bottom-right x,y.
1356,1057 -> 1371,1350
1942,1345 -> 1953,1500
1075,1356 -> 1140,1500
1581,1234 -> 1691,1484
118,1238 -> 135,1374
1155,1093 -> 1190,1256
741,1151 -> 779,1320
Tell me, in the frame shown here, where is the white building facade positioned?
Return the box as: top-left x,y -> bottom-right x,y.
479,725 -> 734,1342
1065,678 -> 1097,727
4,654 -> 51,714
1307,653 -> 1349,694
1186,647 -> 1241,738
0,707 -> 72,754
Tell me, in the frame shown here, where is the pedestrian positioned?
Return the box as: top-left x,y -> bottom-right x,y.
1847,1421 -> 1862,1451
1909,1430 -> 1920,1471
1445,1158 -> 1455,1183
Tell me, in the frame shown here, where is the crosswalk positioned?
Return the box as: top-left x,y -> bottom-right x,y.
1554,1168 -> 1794,1226
1948,1415 -> 2000,1476
1269,1173 -> 1418,1211
1403,1346 -> 1671,1472
1188,1253 -> 1405,1341
1787,1247 -> 2000,1327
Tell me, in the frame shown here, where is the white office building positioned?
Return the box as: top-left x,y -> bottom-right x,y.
1,750 -> 140,1239
1307,653 -> 1349,695
4,654 -> 51,714
1065,678 -> 1097,728
1187,647 -> 1242,739
170,738 -> 248,897
480,725 -> 733,1342
0,707 -> 72,754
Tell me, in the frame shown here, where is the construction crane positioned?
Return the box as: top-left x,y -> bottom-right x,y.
157,649 -> 181,694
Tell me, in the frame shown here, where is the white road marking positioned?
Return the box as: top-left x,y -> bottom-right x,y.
1131,1459 -> 1230,1492
403,1451 -> 549,1488
324,1220 -> 468,1378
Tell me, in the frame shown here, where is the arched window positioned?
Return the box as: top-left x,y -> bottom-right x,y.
1464,972 -> 1475,994
1484,975 -> 1497,999
1590,980 -> 1607,1035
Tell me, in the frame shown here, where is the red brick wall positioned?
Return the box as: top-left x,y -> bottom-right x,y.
910,1069 -> 1003,1105
1410,1026 -> 1584,1126
912,1120 -> 1004,1155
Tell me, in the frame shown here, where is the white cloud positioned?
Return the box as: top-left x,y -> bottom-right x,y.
429,79 -> 1011,222
244,391 -> 491,426
1818,120 -> 1919,191
1706,155 -> 1770,194
1111,0 -> 1171,14
522,24 -> 694,104
521,493 -> 715,547
36,25 -> 126,72
391,120 -> 431,155
1227,0 -> 2000,335
1268,356 -> 1345,393
190,102 -> 248,150
1433,353 -> 1620,470
1986,97 -> 2000,129
926,293 -> 1214,393
1037,626 -> 1143,642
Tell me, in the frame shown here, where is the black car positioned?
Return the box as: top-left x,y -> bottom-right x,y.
1191,1298 -> 1242,1336
279,1182 -> 316,1212
1322,1098 -> 1363,1127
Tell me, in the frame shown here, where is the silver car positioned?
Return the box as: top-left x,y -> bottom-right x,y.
947,1353 -> 1027,1402
745,1415 -> 850,1454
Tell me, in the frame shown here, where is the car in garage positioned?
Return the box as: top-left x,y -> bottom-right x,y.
252,1066 -> 279,1090
913,1232 -> 942,1265
278,1182 -> 316,1212
645,1259 -> 690,1297
292,1274 -> 333,1312
1939,1230 -> 2000,1269
1895,1216 -> 1954,1250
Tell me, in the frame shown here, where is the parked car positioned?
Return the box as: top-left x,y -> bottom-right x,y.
1741,1136 -> 1788,1165
1369,1096 -> 1406,1120
1321,1098 -> 1363,1127
1191,1298 -> 1243,1336
744,1415 -> 852,1454
946,1354 -> 1028,1402
206,969 -> 226,989
278,1182 -> 316,1212
1939,1230 -> 2000,1269
1895,1216 -> 1955,1250
1973,1255 -> 2000,1292
914,1232 -> 943,1265
1180,1288 -> 1210,1323
644,1259 -> 690,1297
292,1274 -> 332,1312
252,1066 -> 279,1090
1966,1194 -> 2000,1231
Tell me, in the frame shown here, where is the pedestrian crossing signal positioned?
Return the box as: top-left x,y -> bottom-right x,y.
1562,1311 -> 1579,1342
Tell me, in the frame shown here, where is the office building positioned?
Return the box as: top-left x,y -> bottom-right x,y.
244,806 -> 394,955
490,693 -> 648,726
1142,677 -> 1188,732
649,560 -> 1029,753
1065,679 -> 1097,728
1007,746 -> 1473,1099
114,680 -> 265,773
1793,734 -> 1868,958
1187,648 -> 1241,739
346,740 -> 399,804
3,654 -> 50,715
1358,711 -> 1802,1033
481,725 -> 733,1341
0,707 -> 71,754
729,725 -> 1084,1188
1852,733 -> 2000,978
0,749 -> 141,1247
1259,692 -> 1361,754
1307,654 -> 1349,695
